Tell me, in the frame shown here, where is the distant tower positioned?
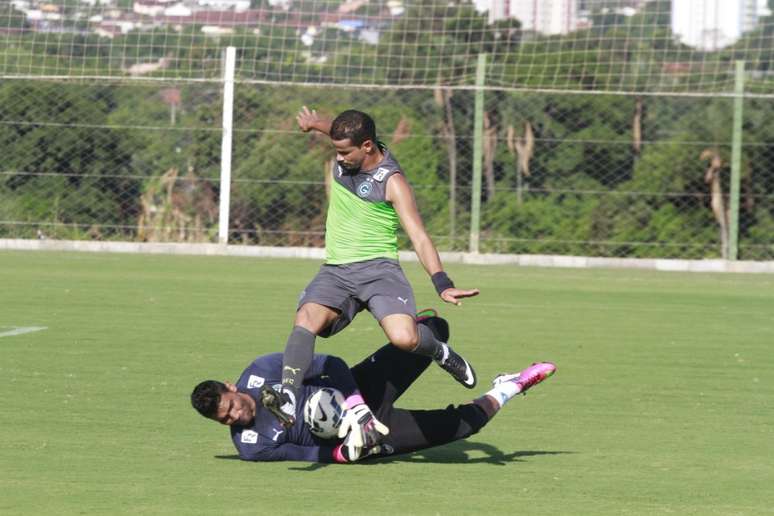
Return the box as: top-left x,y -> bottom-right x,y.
672,0 -> 759,50
482,0 -> 579,35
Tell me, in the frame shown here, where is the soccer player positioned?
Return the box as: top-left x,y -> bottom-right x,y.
276,107 -> 480,430
191,315 -> 556,463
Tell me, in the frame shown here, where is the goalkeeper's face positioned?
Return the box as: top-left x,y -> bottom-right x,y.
213,384 -> 256,426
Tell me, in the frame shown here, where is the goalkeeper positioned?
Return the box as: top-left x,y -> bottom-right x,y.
190,314 -> 556,463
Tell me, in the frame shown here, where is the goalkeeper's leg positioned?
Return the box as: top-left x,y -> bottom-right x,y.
349,342 -> 432,419
374,362 -> 557,456
377,404 -> 491,456
348,314 -> 447,417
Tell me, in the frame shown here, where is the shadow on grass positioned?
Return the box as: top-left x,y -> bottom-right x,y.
372,441 -> 572,466
217,441 -> 572,471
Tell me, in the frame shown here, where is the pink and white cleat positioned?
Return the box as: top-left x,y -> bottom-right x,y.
492,362 -> 556,395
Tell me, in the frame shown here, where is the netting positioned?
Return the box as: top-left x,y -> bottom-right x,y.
1,1 -> 774,261
1,0 -> 774,96
2,82 -> 773,259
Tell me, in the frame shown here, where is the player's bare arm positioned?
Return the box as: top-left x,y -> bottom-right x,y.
387,174 -> 480,306
296,106 -> 332,135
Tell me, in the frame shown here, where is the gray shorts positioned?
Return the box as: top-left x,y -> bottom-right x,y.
298,258 -> 417,338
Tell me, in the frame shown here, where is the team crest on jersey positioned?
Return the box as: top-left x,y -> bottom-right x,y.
373,167 -> 390,181
241,430 -> 258,444
357,181 -> 373,198
247,375 -> 265,389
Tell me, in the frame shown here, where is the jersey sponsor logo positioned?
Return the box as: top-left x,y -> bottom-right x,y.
241,430 -> 258,444
247,375 -> 265,389
373,167 -> 390,181
357,181 -> 373,198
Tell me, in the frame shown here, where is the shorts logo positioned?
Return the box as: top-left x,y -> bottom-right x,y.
247,375 -> 265,389
357,181 -> 372,198
398,296 -> 408,305
241,430 -> 258,444
271,428 -> 284,442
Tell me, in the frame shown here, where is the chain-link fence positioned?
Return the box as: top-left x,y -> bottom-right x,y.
3,0 -> 774,262
2,77 -> 772,260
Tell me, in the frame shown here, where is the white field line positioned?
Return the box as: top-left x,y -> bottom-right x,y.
0,326 -> 48,338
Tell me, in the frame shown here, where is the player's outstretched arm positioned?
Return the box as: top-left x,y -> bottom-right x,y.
387,174 -> 480,306
296,105 -> 332,136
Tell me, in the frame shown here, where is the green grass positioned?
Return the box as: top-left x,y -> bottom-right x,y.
1,251 -> 773,515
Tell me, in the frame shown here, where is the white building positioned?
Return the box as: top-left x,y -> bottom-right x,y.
196,0 -> 251,12
475,0 -> 579,35
164,3 -> 191,16
671,0 -> 768,50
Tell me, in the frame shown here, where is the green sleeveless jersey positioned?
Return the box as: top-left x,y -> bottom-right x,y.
325,148 -> 402,264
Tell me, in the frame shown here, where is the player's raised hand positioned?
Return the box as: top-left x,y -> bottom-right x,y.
440,287 -> 480,306
296,105 -> 321,132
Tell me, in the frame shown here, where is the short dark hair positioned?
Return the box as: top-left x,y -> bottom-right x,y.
191,380 -> 228,418
330,110 -> 376,146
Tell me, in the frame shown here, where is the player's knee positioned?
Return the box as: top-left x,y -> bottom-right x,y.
294,304 -> 333,334
387,328 -> 418,350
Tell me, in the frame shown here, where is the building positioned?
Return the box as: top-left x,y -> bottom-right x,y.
476,0 -> 580,35
671,0 -> 768,51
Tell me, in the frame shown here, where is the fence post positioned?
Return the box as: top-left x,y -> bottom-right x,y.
469,53 -> 486,254
218,46 -> 236,245
728,60 -> 745,260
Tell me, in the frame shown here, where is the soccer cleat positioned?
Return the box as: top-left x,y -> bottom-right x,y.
260,386 -> 296,428
493,362 -> 556,395
436,344 -> 477,389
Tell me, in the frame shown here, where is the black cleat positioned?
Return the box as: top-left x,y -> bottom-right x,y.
435,344 -> 477,389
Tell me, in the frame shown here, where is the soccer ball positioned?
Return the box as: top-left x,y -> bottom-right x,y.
303,387 -> 346,439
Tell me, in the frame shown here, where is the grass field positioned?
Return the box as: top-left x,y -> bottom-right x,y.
1,250 -> 773,515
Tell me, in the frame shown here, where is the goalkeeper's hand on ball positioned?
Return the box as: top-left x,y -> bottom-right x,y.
337,403 -> 389,461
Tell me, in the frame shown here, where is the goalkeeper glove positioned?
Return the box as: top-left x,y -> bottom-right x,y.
337,403 -> 389,460
333,442 -> 391,463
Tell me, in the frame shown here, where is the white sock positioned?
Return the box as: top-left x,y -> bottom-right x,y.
485,380 -> 521,409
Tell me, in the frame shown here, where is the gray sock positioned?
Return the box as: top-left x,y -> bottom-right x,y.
412,323 -> 445,361
281,325 -> 316,399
